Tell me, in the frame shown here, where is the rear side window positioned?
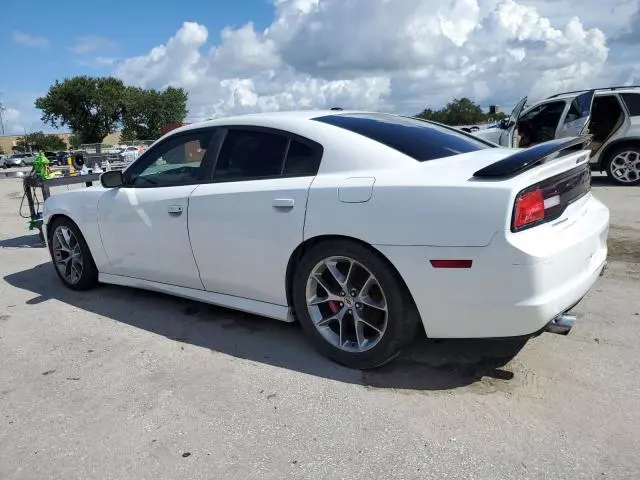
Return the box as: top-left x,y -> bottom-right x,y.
312,113 -> 491,161
214,129 -> 288,182
620,93 -> 640,116
213,129 -> 323,182
283,139 -> 322,176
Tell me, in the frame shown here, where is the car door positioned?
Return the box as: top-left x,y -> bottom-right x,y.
188,127 -> 323,306
97,128 -> 219,289
498,96 -> 528,147
556,90 -> 596,138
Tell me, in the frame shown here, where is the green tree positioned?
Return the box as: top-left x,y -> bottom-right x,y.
67,134 -> 82,149
16,131 -> 67,151
416,97 -> 489,126
35,76 -> 126,144
122,86 -> 188,140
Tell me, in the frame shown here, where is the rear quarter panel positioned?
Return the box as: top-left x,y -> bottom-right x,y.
304,167 -> 512,247
43,187 -> 111,272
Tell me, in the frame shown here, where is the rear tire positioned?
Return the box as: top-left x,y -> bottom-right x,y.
47,217 -> 99,291
292,240 -> 420,370
604,146 -> 640,186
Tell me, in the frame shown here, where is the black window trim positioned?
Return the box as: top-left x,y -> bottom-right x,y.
207,125 -> 324,184
122,126 -> 222,188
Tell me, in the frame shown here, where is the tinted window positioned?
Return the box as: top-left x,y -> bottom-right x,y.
127,131 -> 213,187
213,129 -> 288,182
312,113 -> 490,162
621,93 -> 640,116
283,139 -> 322,176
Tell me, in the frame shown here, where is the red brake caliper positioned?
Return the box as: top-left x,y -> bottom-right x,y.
327,300 -> 340,314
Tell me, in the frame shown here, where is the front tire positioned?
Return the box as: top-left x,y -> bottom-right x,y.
292,240 -> 420,370
604,146 -> 640,186
48,217 -> 98,290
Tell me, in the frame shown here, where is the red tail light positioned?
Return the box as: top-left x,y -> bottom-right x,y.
513,188 -> 544,231
510,165 -> 591,233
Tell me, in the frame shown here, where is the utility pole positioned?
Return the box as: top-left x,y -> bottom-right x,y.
0,92 -> 6,136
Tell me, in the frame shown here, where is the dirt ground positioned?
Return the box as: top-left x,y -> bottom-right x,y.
0,170 -> 639,479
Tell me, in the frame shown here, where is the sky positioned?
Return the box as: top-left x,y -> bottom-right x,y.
1,0 -> 640,136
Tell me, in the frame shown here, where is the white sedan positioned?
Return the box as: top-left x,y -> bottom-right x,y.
43,110 -> 609,369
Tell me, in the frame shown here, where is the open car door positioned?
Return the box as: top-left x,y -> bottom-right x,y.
557,89 -> 595,138
498,96 -> 528,147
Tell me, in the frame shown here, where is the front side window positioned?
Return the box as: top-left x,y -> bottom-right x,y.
126,131 -> 213,187
213,129 -> 289,182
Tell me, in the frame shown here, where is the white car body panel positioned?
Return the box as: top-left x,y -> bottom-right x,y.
43,110 -> 609,340
43,187 -> 111,271
188,176 -> 313,306
97,185 -> 204,289
377,193 -> 608,337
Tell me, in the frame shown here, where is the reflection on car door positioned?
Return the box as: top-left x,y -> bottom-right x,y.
556,90 -> 596,139
188,127 -> 323,306
97,129 -> 218,289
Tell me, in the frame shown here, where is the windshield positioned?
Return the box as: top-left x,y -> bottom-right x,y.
312,113 -> 493,161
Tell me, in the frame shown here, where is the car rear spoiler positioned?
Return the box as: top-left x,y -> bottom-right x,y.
473,136 -> 592,179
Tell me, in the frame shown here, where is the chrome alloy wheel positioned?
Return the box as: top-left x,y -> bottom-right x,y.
305,256 -> 388,353
609,150 -> 640,183
52,225 -> 83,285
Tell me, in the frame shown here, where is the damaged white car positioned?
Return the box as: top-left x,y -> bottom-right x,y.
474,87 -> 640,185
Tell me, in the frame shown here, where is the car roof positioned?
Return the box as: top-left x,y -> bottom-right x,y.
546,86 -> 640,100
171,109 -> 369,133
158,110 -> 492,174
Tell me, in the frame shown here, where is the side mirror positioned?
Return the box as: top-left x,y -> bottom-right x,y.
100,170 -> 124,188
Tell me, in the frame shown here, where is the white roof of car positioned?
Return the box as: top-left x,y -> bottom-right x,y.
548,86 -> 640,101
174,109 -> 367,133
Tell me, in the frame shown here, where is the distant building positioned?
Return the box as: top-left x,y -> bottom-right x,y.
489,105 -> 501,115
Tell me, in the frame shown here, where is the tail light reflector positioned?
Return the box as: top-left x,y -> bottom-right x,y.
430,260 -> 473,269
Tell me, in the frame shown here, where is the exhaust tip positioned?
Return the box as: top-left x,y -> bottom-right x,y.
546,314 -> 576,335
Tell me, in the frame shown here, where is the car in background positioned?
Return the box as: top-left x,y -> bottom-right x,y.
43,151 -> 58,163
473,86 -> 640,185
43,110 -> 609,369
2,152 -> 37,168
55,151 -> 71,166
118,145 -> 144,167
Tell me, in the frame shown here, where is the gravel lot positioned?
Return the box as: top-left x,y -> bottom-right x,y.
0,170 -> 639,479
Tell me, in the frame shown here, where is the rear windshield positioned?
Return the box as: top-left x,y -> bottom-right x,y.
312,113 -> 493,161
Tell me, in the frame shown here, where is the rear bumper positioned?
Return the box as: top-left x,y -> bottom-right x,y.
375,193 -> 610,338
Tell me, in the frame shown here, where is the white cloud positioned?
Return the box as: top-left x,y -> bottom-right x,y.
72,35 -> 117,54
1,107 -> 25,135
115,0 -> 619,121
13,32 -> 49,48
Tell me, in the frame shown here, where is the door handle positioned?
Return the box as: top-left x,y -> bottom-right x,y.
272,198 -> 295,209
167,205 -> 183,216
